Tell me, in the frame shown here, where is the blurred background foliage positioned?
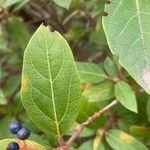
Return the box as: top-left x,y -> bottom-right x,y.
0,0 -> 150,149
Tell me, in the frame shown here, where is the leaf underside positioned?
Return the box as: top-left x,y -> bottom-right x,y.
103,0 -> 150,94
21,25 -> 81,136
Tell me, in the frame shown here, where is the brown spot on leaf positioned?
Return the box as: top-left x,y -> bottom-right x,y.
120,131 -> 133,144
81,83 -> 91,91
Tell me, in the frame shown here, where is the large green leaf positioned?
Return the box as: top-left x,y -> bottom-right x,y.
0,139 -> 45,150
76,61 -> 107,84
115,81 -> 137,113
106,129 -> 148,150
21,25 -> 81,136
103,0 -> 150,94
52,0 -> 72,9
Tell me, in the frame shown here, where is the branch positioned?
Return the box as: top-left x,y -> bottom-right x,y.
66,100 -> 118,146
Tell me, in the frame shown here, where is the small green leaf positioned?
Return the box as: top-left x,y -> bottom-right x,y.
115,81 -> 137,113
76,61 -> 107,84
106,129 -> 148,150
21,25 -> 81,136
104,57 -> 118,77
83,80 -> 114,103
0,90 -> 7,105
130,126 -> 150,138
52,0 -> 72,9
147,98 -> 150,122
0,139 -> 46,150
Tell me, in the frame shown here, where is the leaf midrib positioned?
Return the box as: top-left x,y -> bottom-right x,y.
44,32 -> 60,136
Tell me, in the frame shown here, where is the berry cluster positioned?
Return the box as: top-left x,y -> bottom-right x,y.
7,120 -> 30,150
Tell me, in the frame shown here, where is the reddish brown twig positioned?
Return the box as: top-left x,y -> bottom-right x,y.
66,100 -> 118,146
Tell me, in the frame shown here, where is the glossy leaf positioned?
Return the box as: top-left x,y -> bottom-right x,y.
21,25 -> 81,136
103,0 -> 150,94
52,0 -> 72,9
76,61 -> 107,84
106,129 -> 148,150
0,90 -> 7,105
115,81 -> 137,113
0,139 -> 45,150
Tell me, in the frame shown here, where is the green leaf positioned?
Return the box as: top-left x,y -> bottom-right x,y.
52,0 -> 72,9
0,90 -> 7,105
83,80 -> 114,103
130,126 -> 150,138
6,17 -> 30,49
147,98 -> 150,122
0,139 -> 46,150
104,57 -> 118,77
21,25 -> 81,136
103,0 -> 150,94
76,61 -> 107,84
115,81 -> 137,113
106,129 -> 148,150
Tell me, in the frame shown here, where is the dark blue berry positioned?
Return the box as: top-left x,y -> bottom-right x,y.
7,142 -> 19,150
16,128 -> 30,140
9,120 -> 22,134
